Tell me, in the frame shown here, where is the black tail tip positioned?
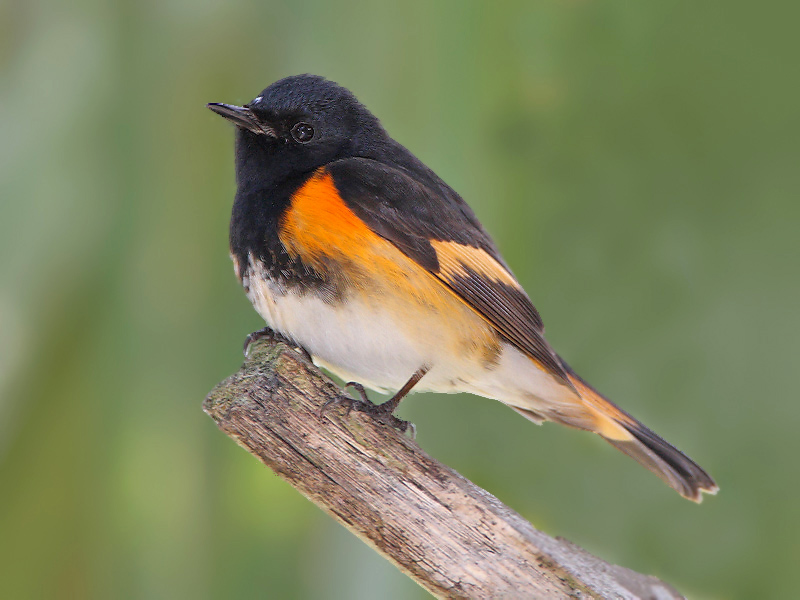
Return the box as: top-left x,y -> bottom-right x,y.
613,422 -> 719,503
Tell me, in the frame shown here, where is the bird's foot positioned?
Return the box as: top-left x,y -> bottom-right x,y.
243,326 -> 276,356
243,326 -> 312,361
321,382 -> 415,437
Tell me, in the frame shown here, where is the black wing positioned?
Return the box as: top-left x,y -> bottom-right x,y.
327,157 -> 567,381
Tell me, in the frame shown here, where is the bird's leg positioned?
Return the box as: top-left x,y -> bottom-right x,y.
322,366 -> 429,436
243,326 -> 312,361
372,366 -> 429,416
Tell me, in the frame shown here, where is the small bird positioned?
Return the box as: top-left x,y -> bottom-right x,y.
208,74 -> 718,502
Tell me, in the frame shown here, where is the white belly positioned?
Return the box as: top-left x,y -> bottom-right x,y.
249,277 -> 429,392
243,257 -> 575,416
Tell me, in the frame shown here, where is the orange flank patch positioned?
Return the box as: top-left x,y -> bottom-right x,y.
431,240 -> 521,290
568,374 -> 635,441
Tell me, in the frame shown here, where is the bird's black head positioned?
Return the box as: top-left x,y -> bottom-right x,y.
208,75 -> 388,185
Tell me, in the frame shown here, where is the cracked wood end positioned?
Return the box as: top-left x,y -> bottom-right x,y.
203,337 -> 684,600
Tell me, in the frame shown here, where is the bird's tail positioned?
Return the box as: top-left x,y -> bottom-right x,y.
555,361 -> 718,502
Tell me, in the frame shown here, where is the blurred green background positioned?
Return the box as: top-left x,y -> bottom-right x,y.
1,0 -> 797,598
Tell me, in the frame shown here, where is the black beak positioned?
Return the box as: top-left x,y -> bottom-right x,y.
207,103 -> 276,137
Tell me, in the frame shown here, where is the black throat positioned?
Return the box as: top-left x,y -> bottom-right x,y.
228,130 -> 323,291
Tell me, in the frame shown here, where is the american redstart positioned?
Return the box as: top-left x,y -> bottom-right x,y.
208,74 -> 717,502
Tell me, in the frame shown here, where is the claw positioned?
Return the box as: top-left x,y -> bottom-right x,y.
318,385 -> 413,434
243,326 -> 275,357
320,387 -> 414,435
320,395 -> 356,418
319,369 -> 428,436
343,381 -> 369,403
243,326 -> 312,361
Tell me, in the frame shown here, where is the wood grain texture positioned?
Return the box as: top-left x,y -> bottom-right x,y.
203,337 -> 684,600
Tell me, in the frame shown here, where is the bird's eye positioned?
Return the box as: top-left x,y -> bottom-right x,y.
290,122 -> 314,143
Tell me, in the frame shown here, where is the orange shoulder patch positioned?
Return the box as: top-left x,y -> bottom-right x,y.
279,168 -> 376,267
279,167 -> 436,297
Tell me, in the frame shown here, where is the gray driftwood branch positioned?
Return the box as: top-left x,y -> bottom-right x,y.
203,337 -> 684,600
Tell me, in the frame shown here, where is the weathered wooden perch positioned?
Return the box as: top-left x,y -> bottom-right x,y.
203,337 -> 684,600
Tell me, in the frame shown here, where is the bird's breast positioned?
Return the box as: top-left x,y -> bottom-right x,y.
235,167 -> 503,392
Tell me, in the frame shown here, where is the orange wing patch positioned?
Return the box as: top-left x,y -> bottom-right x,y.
430,239 -> 564,379
431,241 -> 522,290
